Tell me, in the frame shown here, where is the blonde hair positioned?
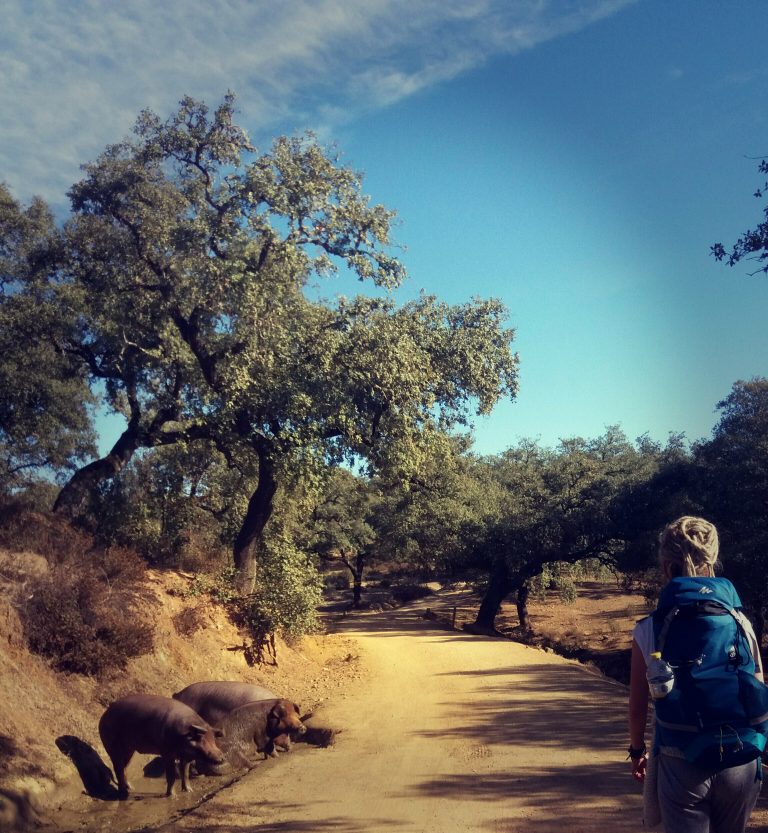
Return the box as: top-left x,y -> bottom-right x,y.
659,516 -> 719,578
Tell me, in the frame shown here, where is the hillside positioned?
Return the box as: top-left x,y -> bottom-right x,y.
0,543 -> 360,831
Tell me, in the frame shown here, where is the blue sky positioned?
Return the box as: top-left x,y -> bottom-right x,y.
3,0 -> 767,455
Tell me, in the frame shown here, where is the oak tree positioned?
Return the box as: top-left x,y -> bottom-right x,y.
23,95 -> 518,586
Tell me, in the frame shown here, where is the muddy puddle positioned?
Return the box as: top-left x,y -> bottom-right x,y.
38,760 -> 253,833
37,720 -> 336,833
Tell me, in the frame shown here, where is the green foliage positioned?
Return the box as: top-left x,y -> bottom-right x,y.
370,434 -> 480,575
693,378 -> 768,626
323,571 -> 351,591
249,535 -> 323,637
83,444 -> 249,570
0,185 -> 96,490
530,563 -> 578,604
458,427 -> 677,628
18,547 -> 153,675
308,468 -> 380,598
390,583 -> 436,604
35,94 -> 514,572
712,158 -> 768,275
182,565 -> 240,605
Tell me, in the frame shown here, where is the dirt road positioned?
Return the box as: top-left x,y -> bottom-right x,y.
140,602 -> 643,833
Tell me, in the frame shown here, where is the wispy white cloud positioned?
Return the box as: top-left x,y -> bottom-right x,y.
0,0 -> 636,207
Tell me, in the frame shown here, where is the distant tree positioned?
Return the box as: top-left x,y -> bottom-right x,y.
310,468 -> 379,607
19,94 -> 517,589
463,428 -> 663,632
0,185 -> 96,490
88,442 -> 254,569
611,432 -> 698,574
712,157 -> 768,275
694,378 -> 768,639
367,434 -> 480,577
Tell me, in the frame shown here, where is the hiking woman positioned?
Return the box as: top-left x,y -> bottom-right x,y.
628,516 -> 766,832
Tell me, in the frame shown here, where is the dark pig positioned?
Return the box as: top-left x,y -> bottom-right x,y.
172,681 -> 277,727
218,699 -> 307,767
98,694 -> 224,798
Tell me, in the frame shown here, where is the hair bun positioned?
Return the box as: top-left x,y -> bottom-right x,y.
659,516 -> 719,577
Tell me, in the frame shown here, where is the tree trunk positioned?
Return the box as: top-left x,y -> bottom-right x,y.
351,553 -> 366,608
53,425 -> 143,518
233,449 -> 278,594
516,581 -> 532,632
469,561 -> 512,633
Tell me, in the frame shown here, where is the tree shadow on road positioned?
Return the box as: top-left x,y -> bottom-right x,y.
325,601 -> 502,640
417,661 -> 628,753
149,800 -> 404,832
405,661 -> 641,830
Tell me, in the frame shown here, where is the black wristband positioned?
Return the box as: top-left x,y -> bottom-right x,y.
627,744 -> 647,760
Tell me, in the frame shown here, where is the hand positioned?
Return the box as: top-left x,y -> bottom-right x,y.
630,754 -> 647,782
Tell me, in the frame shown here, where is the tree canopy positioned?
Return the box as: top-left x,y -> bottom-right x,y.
452,428 -> 671,631
7,94 -> 519,588
0,185 -> 96,488
693,378 -> 768,634
712,158 -> 768,275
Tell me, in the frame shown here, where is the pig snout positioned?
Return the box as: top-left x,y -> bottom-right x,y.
269,702 -> 306,737
187,725 -> 225,765
288,703 -> 307,736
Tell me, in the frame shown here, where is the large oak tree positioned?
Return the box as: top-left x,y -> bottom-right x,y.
18,95 -> 518,587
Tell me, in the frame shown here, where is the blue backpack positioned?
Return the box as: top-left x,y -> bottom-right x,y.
652,576 -> 768,769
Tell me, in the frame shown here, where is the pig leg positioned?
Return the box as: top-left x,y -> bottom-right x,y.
179,758 -> 193,792
163,755 -> 181,796
273,733 -> 292,752
108,749 -> 134,799
175,756 -> 197,794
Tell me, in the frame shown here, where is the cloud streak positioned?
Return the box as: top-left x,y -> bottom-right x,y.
1,0 -> 635,206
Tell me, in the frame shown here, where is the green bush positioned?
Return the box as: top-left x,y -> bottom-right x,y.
323,571 -> 351,591
182,565 -> 240,605
391,583 -> 435,604
530,563 -> 578,604
232,537 -> 323,664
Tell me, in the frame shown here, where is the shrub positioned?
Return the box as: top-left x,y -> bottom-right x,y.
530,563 -> 578,604
0,503 -> 90,564
18,548 -> 154,675
182,565 -> 240,605
172,606 -> 206,638
390,583 -> 435,604
232,536 -> 323,664
323,571 -> 350,591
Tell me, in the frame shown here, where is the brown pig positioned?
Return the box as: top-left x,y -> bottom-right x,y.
172,681 -> 277,727
98,694 -> 224,799
218,699 -> 307,768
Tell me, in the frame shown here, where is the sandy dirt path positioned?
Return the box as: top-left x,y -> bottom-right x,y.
145,602 -> 644,833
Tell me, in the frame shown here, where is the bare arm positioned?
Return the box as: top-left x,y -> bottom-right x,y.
628,638 -> 650,781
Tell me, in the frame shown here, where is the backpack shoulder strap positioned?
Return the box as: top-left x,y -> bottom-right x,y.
732,609 -> 764,675
656,606 -> 679,654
